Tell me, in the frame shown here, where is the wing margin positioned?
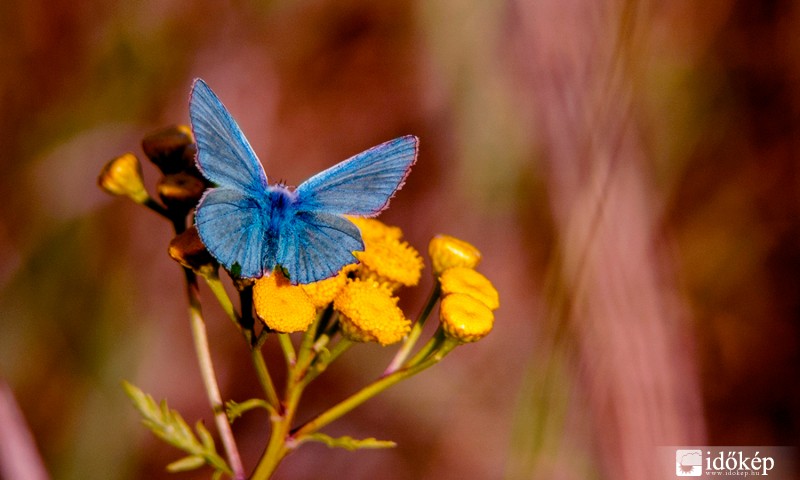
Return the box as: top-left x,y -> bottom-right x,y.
295,135 -> 418,217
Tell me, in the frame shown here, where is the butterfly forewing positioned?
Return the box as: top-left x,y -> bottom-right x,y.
294,136 -> 418,216
190,79 -> 268,193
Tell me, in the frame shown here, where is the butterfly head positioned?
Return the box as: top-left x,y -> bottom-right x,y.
274,179 -> 295,190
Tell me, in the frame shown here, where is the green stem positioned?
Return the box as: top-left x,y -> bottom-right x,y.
294,312 -> 320,376
384,281 -> 441,374
185,270 -> 245,480
405,327 -> 447,368
143,197 -> 170,218
203,274 -> 244,335
238,287 -> 256,337
292,336 -> 458,440
251,346 -> 280,414
277,334 -> 296,368
251,326 -> 318,479
200,272 -> 282,419
303,337 -> 354,386
252,414 -> 290,479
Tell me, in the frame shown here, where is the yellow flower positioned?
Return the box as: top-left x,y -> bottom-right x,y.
344,217 -> 423,289
98,153 -> 149,204
439,293 -> 494,343
253,271 -> 317,333
440,267 -> 499,311
347,216 -> 403,242
428,235 -> 481,275
301,265 -> 354,308
355,237 -> 424,290
334,280 -> 410,346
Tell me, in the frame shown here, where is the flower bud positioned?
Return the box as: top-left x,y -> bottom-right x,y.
428,235 -> 481,275
157,172 -> 207,216
439,293 -> 494,343
98,153 -> 149,204
440,267 -> 499,311
180,143 -> 204,179
168,226 -> 216,274
141,125 -> 195,175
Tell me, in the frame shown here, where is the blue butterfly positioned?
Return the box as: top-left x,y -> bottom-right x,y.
189,79 -> 418,284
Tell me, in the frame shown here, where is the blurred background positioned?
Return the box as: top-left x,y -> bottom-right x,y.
0,0 -> 798,479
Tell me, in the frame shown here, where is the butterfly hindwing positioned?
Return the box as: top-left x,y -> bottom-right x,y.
277,211 -> 363,284
190,79 -> 268,193
295,135 -> 418,216
195,187 -> 270,278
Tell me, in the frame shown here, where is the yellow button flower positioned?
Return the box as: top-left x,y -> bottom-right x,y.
301,265 -> 354,308
440,267 -> 499,311
254,272 -> 317,333
439,293 -> 494,343
428,235 -> 481,275
98,153 -> 149,204
334,280 -> 410,346
347,216 -> 403,242
355,237 -> 423,289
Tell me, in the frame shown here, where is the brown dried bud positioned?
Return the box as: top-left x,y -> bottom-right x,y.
180,143 -> 205,179
142,125 -> 195,175
157,172 -> 207,215
168,226 -> 216,274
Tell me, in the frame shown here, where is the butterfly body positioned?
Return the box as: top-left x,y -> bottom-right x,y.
189,79 -> 417,284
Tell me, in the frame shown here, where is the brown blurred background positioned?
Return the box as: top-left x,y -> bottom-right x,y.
0,0 -> 798,479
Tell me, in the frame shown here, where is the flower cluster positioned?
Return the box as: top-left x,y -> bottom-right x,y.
250,217 -> 424,346
249,222 -> 499,347
429,235 -> 499,342
101,125 -> 500,479
98,125 -> 210,221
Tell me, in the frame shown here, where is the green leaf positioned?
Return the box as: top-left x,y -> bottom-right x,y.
122,381 -> 232,475
166,455 -> 206,472
195,421 -> 215,450
303,433 -> 397,451
225,398 -> 272,422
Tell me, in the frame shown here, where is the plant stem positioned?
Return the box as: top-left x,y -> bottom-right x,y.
184,269 -> 245,480
277,334 -> 296,368
292,335 -> 458,440
384,281 -> 441,374
405,327 -> 447,368
204,274 -> 244,335
250,318 -> 321,479
302,337 -> 353,386
251,346 -> 280,414
143,197 -> 170,217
